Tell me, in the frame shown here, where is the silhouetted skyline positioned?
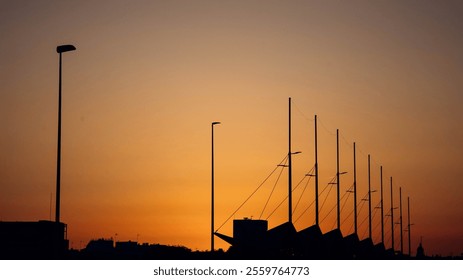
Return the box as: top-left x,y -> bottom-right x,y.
1,1 -> 463,257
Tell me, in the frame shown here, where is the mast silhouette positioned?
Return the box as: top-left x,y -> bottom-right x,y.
368,154 -> 372,239
407,196 -> 411,256
336,129 -> 340,230
380,166 -> 384,244
390,177 -> 395,253
288,97 -> 293,224
315,115 -> 319,226
211,121 -> 221,252
400,187 -> 403,255
353,142 -> 357,234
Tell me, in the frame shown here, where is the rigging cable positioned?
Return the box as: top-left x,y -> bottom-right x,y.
259,159 -> 287,219
215,155 -> 288,233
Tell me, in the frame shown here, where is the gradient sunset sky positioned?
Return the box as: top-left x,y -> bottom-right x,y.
1,0 -> 462,256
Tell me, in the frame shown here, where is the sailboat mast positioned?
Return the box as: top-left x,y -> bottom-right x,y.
288,97 -> 293,224
390,177 -> 395,253
353,142 -> 357,235
368,154 -> 372,239
315,115 -> 319,226
400,187 -> 403,255
408,196 -> 411,256
336,129 -> 340,230
380,166 -> 384,244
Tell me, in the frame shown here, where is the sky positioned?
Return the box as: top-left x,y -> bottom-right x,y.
1,0 -> 462,256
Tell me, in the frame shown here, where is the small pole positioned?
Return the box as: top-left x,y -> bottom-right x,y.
380,166 -> 384,244
315,115 -> 319,226
288,97 -> 293,224
336,129 -> 340,230
408,196 -> 411,256
211,123 -> 215,253
211,121 -> 221,253
353,142 -> 357,235
368,154 -> 372,240
56,52 -> 62,223
390,177 -> 394,252
400,187 -> 403,255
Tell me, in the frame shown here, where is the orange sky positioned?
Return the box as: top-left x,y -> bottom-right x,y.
1,0 -> 463,256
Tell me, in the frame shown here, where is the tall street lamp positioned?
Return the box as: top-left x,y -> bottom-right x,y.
56,44 -> 76,223
211,121 -> 221,253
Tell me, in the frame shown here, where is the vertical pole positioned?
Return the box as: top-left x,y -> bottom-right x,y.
380,166 -> 384,244
288,97 -> 292,224
211,123 -> 215,253
353,142 -> 357,235
56,52 -> 62,223
50,192 -> 52,221
368,154 -> 372,240
400,187 -> 403,255
390,177 -> 394,253
211,121 -> 220,252
336,129 -> 340,230
408,196 -> 411,256
314,115 -> 319,226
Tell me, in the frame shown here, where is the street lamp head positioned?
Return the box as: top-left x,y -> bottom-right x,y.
212,122 -> 221,126
57,44 -> 76,53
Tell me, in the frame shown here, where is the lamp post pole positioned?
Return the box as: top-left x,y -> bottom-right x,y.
55,44 -> 76,223
211,121 -> 221,253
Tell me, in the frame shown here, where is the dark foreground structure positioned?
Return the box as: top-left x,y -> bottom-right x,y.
216,218 -> 397,259
0,220 -> 68,259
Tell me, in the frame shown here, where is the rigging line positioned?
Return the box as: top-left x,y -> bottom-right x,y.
385,233 -> 392,247
298,178 -> 334,224
294,198 -> 315,224
342,208 -> 354,226
338,196 -> 353,229
361,223 -> 369,240
356,193 -> 368,215
372,216 -> 382,235
320,200 -> 336,225
265,194 -> 287,220
358,209 -> 370,230
329,185 -> 353,229
347,219 -> 354,234
359,203 -> 382,240
317,117 -> 337,136
339,131 -> 354,150
356,200 -> 367,218
331,214 -> 337,230
318,179 -> 333,197
356,194 -> 370,230
340,184 -> 354,213
265,166 -> 314,220
292,176 -> 312,214
292,100 -> 314,123
319,178 -> 336,213
259,159 -> 287,219
215,154 -> 288,232
293,166 -> 315,214
265,176 -> 306,220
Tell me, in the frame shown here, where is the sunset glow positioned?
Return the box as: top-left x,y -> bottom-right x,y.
1,1 -> 463,257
